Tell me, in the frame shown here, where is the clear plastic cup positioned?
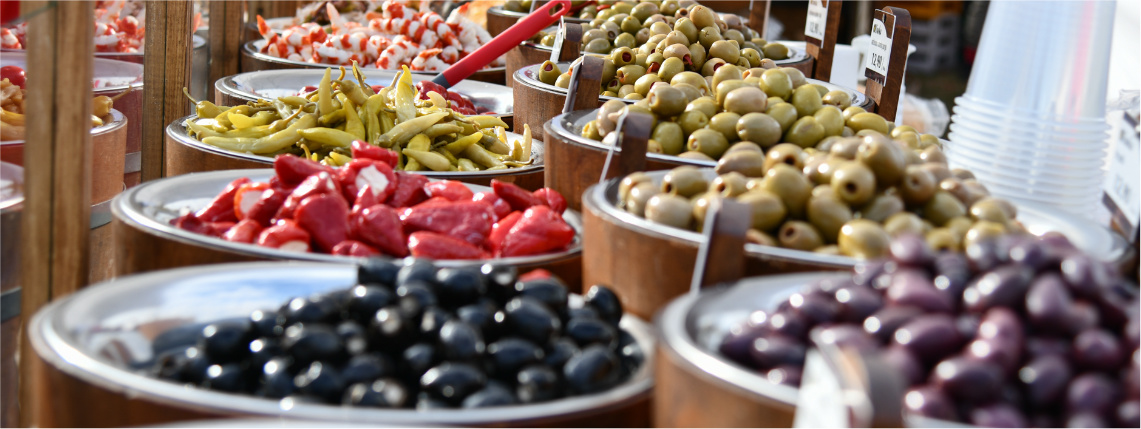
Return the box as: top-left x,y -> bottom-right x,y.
947,124 -> 1110,162
947,122 -> 1110,156
947,153 -> 1106,191
951,102 -> 1110,135
945,139 -> 1107,173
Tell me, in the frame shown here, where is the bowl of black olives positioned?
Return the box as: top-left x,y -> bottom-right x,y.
28,260 -> 653,427
656,234 -> 1139,428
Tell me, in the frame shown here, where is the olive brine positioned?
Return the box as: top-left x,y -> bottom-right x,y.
719,234 -> 1139,427
149,260 -> 641,409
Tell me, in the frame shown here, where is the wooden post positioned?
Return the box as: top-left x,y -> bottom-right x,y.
862,7 -> 911,122
247,0 -> 299,20
142,0 -> 194,180
207,1 -> 244,93
690,199 -> 750,293
804,0 -> 843,82
19,1 -> 95,425
747,0 -> 770,39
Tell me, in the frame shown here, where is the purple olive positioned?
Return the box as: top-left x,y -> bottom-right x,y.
930,355 -> 1003,403
766,365 -> 803,386
968,402 -> 1028,428
763,310 -> 809,341
880,346 -> 924,386
1018,354 -> 1072,408
955,314 -> 980,342
1059,254 -> 1111,299
1096,280 -> 1138,328
813,325 -> 878,352
977,307 -> 1024,345
962,264 -> 1034,312
719,325 -> 766,367
893,314 -> 962,364
748,335 -> 807,369
1038,231 -> 1077,251
1028,413 -> 1060,428
853,260 -> 891,288
1026,336 -> 1072,360
789,292 -> 841,325
834,286 -> 884,322
903,385 -> 958,420
932,252 -> 971,306
864,306 -> 923,343
1072,329 -> 1124,371
1116,400 -> 1140,427
887,269 -> 953,313
1127,350 -> 1140,399
1067,301 -> 1101,335
968,338 -> 1020,376
890,234 -> 935,267
807,277 -> 859,297
1127,317 -> 1140,352
1065,412 -> 1108,428
1066,373 -> 1119,415
1025,272 -> 1075,334
965,239 -> 1007,272
1008,239 -> 1058,270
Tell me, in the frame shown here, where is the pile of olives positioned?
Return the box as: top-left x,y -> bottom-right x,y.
617,131 -> 1024,259
718,234 -> 1139,427
149,260 -> 642,409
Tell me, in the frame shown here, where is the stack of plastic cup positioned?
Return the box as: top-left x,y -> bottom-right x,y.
945,0 -> 1116,217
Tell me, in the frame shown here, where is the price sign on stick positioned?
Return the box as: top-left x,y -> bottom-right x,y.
804,0 -> 829,43
1102,112 -> 1140,241
550,19 -> 567,62
865,11 -> 895,85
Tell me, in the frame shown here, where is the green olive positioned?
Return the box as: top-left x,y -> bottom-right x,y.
690,191 -> 720,231
841,105 -> 865,122
764,143 -> 805,172
601,58 -> 618,84
723,86 -> 768,116
813,105 -> 844,137
645,52 -> 666,72
581,119 -> 603,140
828,136 -> 862,159
895,131 -> 920,150
660,0 -> 680,15
648,84 -> 687,117
686,4 -> 713,28
699,57 -> 726,76
895,165 -> 935,207
631,1 -> 659,21
859,192 -> 905,222
596,99 -> 627,134
741,48 -> 762,68
708,111 -> 741,142
726,141 -> 763,156
925,227 -> 960,252
952,168 -> 976,181
944,217 -> 972,239
884,212 -> 926,237
736,112 -> 782,148
856,134 -> 906,186
677,110 -> 709,135
683,96 -> 716,117
650,21 -> 672,35
742,67 -> 766,80
791,85 -> 823,117
617,84 -> 638,98
611,2 -> 633,15
660,166 -> 707,198
921,162 -> 952,183
688,42 -> 707,69
765,102 -> 797,133
620,15 -> 642,34
846,112 -> 889,134
645,193 -> 694,229
747,229 -> 778,246
777,221 -> 824,251
962,221 -> 1007,250
613,32 -> 637,49
784,116 -> 826,148
712,64 -> 743,90
667,16 -> 697,43
657,56 -> 685,82
647,121 -> 684,155
687,128 -> 729,159
615,64 -> 645,86
782,67 -> 807,88
715,149 -> 766,177
809,84 -> 829,97
760,68 -> 793,100
554,72 -> 573,89
677,150 -> 715,161
663,43 -> 693,67
619,171 -> 652,203
939,179 -> 972,207
969,198 -> 1012,225
624,182 -> 659,217
708,40 -> 741,64
625,92 -> 645,100
604,78 -> 622,94
831,161 -> 876,206
889,125 -> 916,139
738,189 -> 787,232
804,154 -> 841,185
635,28 -> 652,45
921,146 -> 947,164
821,90 -> 852,110
920,133 -> 941,149
698,26 -> 722,49
838,219 -> 891,259
537,61 -> 562,85
540,33 -> 557,46
582,28 -> 607,44
923,191 -> 967,227
715,79 -> 752,107
503,0 -> 524,12
634,73 -> 661,96
611,47 -> 637,67
741,41 -> 759,52
585,37 -> 612,54
761,163 -> 812,218
711,172 -> 749,197
762,42 -> 790,60
807,193 -> 853,241
664,31 -> 690,49
673,83 -> 703,102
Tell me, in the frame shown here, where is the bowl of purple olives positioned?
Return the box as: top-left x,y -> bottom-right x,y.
28,260 -> 653,427
656,233 -> 1139,428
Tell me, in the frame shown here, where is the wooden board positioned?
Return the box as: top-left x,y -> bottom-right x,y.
142,0 -> 195,181
804,0 -> 843,82
207,1 -> 243,90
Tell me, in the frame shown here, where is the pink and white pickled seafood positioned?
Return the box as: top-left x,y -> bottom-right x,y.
256,0 -> 498,72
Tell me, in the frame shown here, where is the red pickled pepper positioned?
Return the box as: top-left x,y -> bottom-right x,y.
293,193 -> 351,252
408,231 -> 489,260
276,172 -> 342,220
257,219 -> 311,252
332,240 -> 379,257
351,204 -> 408,257
499,205 -> 575,257
195,177 -> 249,223
223,219 -> 263,244
338,158 -> 397,203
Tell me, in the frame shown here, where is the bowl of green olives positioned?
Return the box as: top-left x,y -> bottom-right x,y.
489,2 -> 593,36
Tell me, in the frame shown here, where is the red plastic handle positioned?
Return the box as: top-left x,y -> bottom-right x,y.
432,0 -> 572,88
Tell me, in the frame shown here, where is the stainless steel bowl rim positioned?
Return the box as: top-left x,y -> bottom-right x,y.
520,39 -> 811,66
488,5 -> 593,21
1,108 -> 127,149
112,168 -> 582,267
0,50 -> 144,92
0,161 -> 24,212
29,261 -> 654,425
583,168 -> 1129,264
166,115 -> 545,179
243,41 -> 506,77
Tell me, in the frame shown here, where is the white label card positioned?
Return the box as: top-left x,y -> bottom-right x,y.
804,0 -> 828,42
793,350 -> 849,428
1103,112 -> 1140,236
866,16 -> 893,78
549,21 -> 566,62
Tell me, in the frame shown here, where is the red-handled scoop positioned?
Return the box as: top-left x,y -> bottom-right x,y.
431,0 -> 572,88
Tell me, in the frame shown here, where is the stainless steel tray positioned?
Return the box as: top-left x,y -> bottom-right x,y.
242,41 -> 507,81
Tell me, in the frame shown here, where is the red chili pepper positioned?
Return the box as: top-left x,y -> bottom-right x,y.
276,172 -> 343,221
1,66 -> 26,89
472,191 -> 512,221
499,205 -> 575,257
492,179 -> 543,211
532,188 -> 567,214
386,171 -> 430,208
294,193 -> 351,253
268,175 -> 295,192
173,213 -> 234,238
332,240 -> 379,257
194,177 -> 249,223
233,182 -> 270,220
400,200 -> 496,246
487,211 -> 522,253
351,140 -> 399,167
257,219 -> 312,252
351,204 -> 408,257
223,219 -> 264,244
425,180 -> 474,202
246,187 -> 288,227
413,196 -> 453,208
408,231 -> 490,260
338,158 -> 397,204
274,154 -> 334,187
519,269 -> 555,282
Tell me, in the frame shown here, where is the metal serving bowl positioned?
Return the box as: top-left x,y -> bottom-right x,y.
486,6 -> 591,36
28,262 -> 653,427
240,41 -> 507,85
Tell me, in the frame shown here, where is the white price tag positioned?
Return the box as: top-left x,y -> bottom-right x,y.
549,22 -> 567,62
865,16 -> 893,79
1102,113 -> 1140,236
793,350 -> 849,428
804,0 -> 828,42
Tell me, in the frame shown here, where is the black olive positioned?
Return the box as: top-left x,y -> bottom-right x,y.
515,278 -> 570,318
199,321 -> 253,364
436,267 -> 488,309
259,357 -> 297,398
616,329 -> 643,375
481,264 -> 519,304
544,338 -> 581,370
335,321 -> 368,356
282,323 -> 344,365
202,363 -> 247,393
280,295 -> 339,325
486,338 -> 545,380
400,343 -> 439,383
342,378 -> 408,408
150,348 -> 190,381
250,310 -> 284,338
516,364 -> 561,403
281,394 -> 325,406
416,393 -> 455,410
462,382 -> 517,408
503,297 -> 562,345
293,361 -> 345,404
564,317 -> 618,349
420,362 -> 487,405
396,282 -> 438,320
247,337 -> 284,373
568,306 -> 601,321
418,306 -> 453,341
370,306 -> 412,351
346,285 -> 395,322
584,285 -> 623,327
154,322 -> 210,357
563,345 -> 621,394
341,354 -> 393,387
439,320 -> 486,362
358,258 -> 402,286
397,259 -> 439,288
457,300 -> 499,339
